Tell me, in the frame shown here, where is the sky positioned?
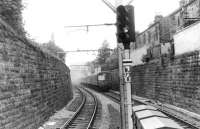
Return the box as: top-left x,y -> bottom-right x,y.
22,0 -> 180,66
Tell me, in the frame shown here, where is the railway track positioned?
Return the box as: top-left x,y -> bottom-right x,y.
103,92 -> 120,103
60,87 -> 98,129
106,90 -> 199,129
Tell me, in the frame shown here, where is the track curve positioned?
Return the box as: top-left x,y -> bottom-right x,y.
60,87 -> 98,129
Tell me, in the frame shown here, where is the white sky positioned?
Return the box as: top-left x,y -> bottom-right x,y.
22,0 -> 180,66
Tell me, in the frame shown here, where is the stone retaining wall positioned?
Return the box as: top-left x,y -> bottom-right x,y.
0,19 -> 73,129
131,51 -> 200,114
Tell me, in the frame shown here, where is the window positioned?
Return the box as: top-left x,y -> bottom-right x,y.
178,16 -> 180,26
143,34 -> 146,45
148,31 -> 151,43
155,26 -> 159,40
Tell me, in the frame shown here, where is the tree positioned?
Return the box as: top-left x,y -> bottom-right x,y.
96,40 -> 111,66
85,40 -> 116,72
104,48 -> 118,70
85,61 -> 96,74
40,40 -> 66,62
0,0 -> 25,35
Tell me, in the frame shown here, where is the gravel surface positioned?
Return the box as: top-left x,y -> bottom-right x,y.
39,87 -> 122,129
92,99 -> 103,128
108,104 -> 121,129
66,88 -> 83,111
38,88 -> 82,129
86,88 -> 120,129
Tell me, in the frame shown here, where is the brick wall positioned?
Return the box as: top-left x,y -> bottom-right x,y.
131,51 -> 200,114
0,19 -> 73,129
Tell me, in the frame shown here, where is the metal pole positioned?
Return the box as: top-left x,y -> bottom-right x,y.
116,1 -> 134,129
118,44 -> 133,129
116,1 -> 133,129
118,43 -> 126,129
119,45 -> 133,129
123,49 -> 133,129
116,1 -> 125,128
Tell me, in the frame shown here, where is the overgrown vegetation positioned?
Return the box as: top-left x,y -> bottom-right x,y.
0,0 -> 25,35
102,48 -> 118,71
0,0 -> 66,62
40,40 -> 66,62
86,40 -> 118,73
96,40 -> 111,66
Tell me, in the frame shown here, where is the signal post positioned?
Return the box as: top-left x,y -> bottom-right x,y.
116,5 -> 135,129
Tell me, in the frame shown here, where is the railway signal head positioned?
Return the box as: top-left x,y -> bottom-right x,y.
116,5 -> 127,44
116,5 -> 136,49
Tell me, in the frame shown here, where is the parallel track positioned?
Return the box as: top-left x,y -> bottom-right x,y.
60,87 -> 98,129
106,90 -> 199,129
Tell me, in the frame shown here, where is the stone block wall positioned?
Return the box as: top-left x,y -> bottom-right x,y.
131,51 -> 200,114
0,19 -> 73,129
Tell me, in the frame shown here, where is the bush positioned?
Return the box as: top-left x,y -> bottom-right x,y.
39,41 -> 66,62
0,0 -> 25,35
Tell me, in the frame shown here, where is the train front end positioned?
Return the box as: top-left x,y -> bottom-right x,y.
97,72 -> 111,92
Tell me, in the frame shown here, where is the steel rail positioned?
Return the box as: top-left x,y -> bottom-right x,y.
59,88 -> 86,129
60,87 -> 98,129
107,90 -> 199,129
83,88 -> 98,129
103,92 -> 121,103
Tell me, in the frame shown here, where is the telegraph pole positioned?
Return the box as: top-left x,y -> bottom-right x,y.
116,2 -> 125,129
118,43 -> 126,129
115,2 -> 126,129
101,1 -> 136,129
116,5 -> 135,129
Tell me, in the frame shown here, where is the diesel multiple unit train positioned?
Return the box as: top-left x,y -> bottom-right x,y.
82,72 -> 186,129
81,69 -> 119,92
132,105 -> 183,129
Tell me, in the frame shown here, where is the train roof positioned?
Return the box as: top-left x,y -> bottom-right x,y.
132,105 -> 157,112
140,117 -> 184,129
135,110 -> 167,120
132,105 -> 183,129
